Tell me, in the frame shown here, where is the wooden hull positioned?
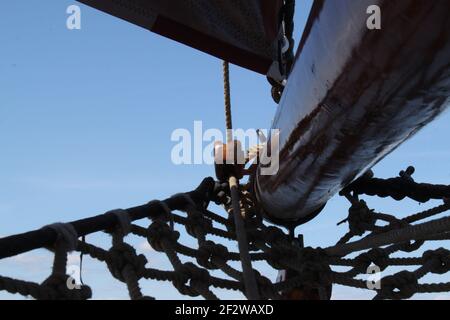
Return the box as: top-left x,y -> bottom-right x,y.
255,0 -> 450,224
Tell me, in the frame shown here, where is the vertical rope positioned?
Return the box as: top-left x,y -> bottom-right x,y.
79,235 -> 85,285
222,61 -> 259,300
229,176 -> 260,299
223,61 -> 233,143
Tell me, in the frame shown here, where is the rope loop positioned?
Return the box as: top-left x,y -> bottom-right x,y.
106,242 -> 147,282
147,200 -> 173,228
38,223 -> 92,300
397,239 -> 425,253
173,263 -> 214,298
354,248 -> 390,272
185,208 -> 212,240
45,223 -> 76,281
40,273 -> 92,300
423,248 -> 450,274
182,263 -> 213,296
172,271 -> 197,297
105,209 -> 131,238
347,200 -> 377,236
44,223 -> 78,252
147,220 -> 180,252
376,271 -> 418,300
197,241 -> 229,269
1,167 -> 449,300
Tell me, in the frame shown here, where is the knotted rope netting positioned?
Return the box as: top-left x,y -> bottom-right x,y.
0,167 -> 449,300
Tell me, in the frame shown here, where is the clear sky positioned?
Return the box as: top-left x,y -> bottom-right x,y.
0,1 -> 449,300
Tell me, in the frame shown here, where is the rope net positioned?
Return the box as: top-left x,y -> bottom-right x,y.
0,167 -> 449,300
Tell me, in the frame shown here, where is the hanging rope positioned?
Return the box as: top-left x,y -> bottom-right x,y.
223,61 -> 233,143
221,61 -> 260,300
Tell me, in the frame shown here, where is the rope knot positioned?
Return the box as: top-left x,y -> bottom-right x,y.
197,241 -> 229,269
211,181 -> 230,205
347,200 -> 377,236
148,200 -> 173,225
105,209 -> 132,237
423,248 -> 450,274
173,263 -> 212,298
397,239 -> 425,253
355,248 -> 390,272
40,274 -> 92,300
296,248 -> 332,287
185,208 -> 212,239
106,243 -> 148,282
377,271 -> 418,300
43,223 -> 78,252
146,221 -> 180,252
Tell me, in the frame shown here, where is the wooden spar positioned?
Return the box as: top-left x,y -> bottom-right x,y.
255,0 -> 450,225
76,0 -> 283,74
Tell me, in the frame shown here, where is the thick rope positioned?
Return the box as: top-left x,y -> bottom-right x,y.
325,216 -> 450,256
223,61 -> 233,143
44,223 -> 78,252
222,61 -> 259,300
1,169 -> 449,300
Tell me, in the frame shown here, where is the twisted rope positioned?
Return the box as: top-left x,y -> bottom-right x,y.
221,60 -> 259,300
0,167 -> 449,300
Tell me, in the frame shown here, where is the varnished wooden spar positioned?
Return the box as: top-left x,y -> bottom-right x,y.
255,0 -> 450,225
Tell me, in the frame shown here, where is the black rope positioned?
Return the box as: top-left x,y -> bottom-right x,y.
0,168 -> 449,300
341,167 -> 450,202
0,177 -> 215,259
79,235 -> 86,286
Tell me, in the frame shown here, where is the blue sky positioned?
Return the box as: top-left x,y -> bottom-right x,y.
0,1 -> 449,300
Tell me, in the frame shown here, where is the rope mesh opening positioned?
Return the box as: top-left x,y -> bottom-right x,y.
0,167 -> 449,300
